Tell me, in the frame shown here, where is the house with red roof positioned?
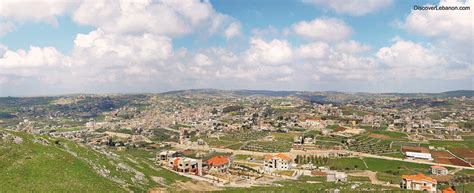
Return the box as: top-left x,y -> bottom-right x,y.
263,153 -> 293,172
207,156 -> 232,172
400,173 -> 437,192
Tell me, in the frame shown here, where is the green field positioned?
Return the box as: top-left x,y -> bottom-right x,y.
423,140 -> 474,149
0,131 -> 189,192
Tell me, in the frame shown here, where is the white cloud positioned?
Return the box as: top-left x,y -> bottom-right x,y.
296,41 -> 330,59
224,22 -> 241,39
403,0 -> 473,61
335,40 -> 371,53
0,0 -> 77,25
292,18 -> 352,42
73,29 -> 173,66
245,38 -> 293,65
303,0 -> 392,16
0,46 -> 66,69
404,0 -> 472,41
194,53 -> 213,66
72,0 -> 237,37
376,39 -> 449,78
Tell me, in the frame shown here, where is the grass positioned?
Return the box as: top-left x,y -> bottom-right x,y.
363,158 -> 431,173
376,173 -> 401,184
368,130 -> 408,140
423,140 -> 474,149
348,176 -> 371,182
327,158 -> 367,170
0,131 -> 190,192
274,170 -> 294,176
0,131 -> 126,192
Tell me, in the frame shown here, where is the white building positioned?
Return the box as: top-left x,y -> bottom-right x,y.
326,171 -> 347,182
430,165 -> 448,175
167,157 -> 203,176
401,173 -> 437,192
263,153 -> 292,172
405,152 -> 433,160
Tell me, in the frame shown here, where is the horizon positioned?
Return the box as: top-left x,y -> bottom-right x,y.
0,0 -> 473,96
1,88 -> 473,98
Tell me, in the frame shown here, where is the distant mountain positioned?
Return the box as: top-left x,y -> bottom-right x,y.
232,90 -> 299,97
160,89 -> 474,98
437,90 -> 474,97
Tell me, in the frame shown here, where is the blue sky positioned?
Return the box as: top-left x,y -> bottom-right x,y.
0,0 -> 472,96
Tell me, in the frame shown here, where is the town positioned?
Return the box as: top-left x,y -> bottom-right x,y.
1,89 -> 473,192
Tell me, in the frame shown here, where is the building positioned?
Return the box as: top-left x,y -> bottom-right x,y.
303,118 -> 325,129
400,173 -> 437,192
326,171 -> 347,182
207,156 -> 231,172
263,153 -> 292,172
401,146 -> 433,160
158,150 -> 178,162
430,165 -> 448,175
167,157 -> 203,176
405,152 -> 433,160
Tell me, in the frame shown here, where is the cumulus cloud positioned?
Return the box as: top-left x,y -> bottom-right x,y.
403,0 -> 473,61
72,0 -> 237,37
292,18 -> 352,42
0,46 -> 66,69
376,38 -> 473,79
224,22 -> 241,39
303,0 -> 393,16
0,0 -> 77,25
245,38 -> 293,65
73,29 -> 173,65
296,41 -> 330,59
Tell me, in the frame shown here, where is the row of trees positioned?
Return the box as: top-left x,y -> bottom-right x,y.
295,155 -> 329,165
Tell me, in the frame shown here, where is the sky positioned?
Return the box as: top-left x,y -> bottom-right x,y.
0,0 -> 472,96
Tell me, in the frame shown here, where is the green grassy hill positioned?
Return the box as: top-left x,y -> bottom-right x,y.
0,130 -> 189,192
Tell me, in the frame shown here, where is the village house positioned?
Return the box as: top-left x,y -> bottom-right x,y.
430,165 -> 448,175
326,171 -> 347,182
158,150 -> 179,162
206,156 -> 232,172
167,157 -> 203,176
302,118 -> 325,129
400,173 -> 437,192
263,153 -> 293,172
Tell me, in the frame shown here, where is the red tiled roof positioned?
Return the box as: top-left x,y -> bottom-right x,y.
275,153 -> 291,161
207,156 -> 230,165
431,165 -> 447,170
263,154 -> 273,160
401,173 -> 437,184
442,187 -> 456,193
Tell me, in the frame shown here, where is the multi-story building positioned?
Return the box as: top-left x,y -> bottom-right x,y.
263,153 -> 292,172
167,157 -> 203,176
400,173 -> 437,192
430,165 -> 448,175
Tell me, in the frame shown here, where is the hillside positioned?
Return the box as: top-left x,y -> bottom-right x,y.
0,130 -> 190,192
